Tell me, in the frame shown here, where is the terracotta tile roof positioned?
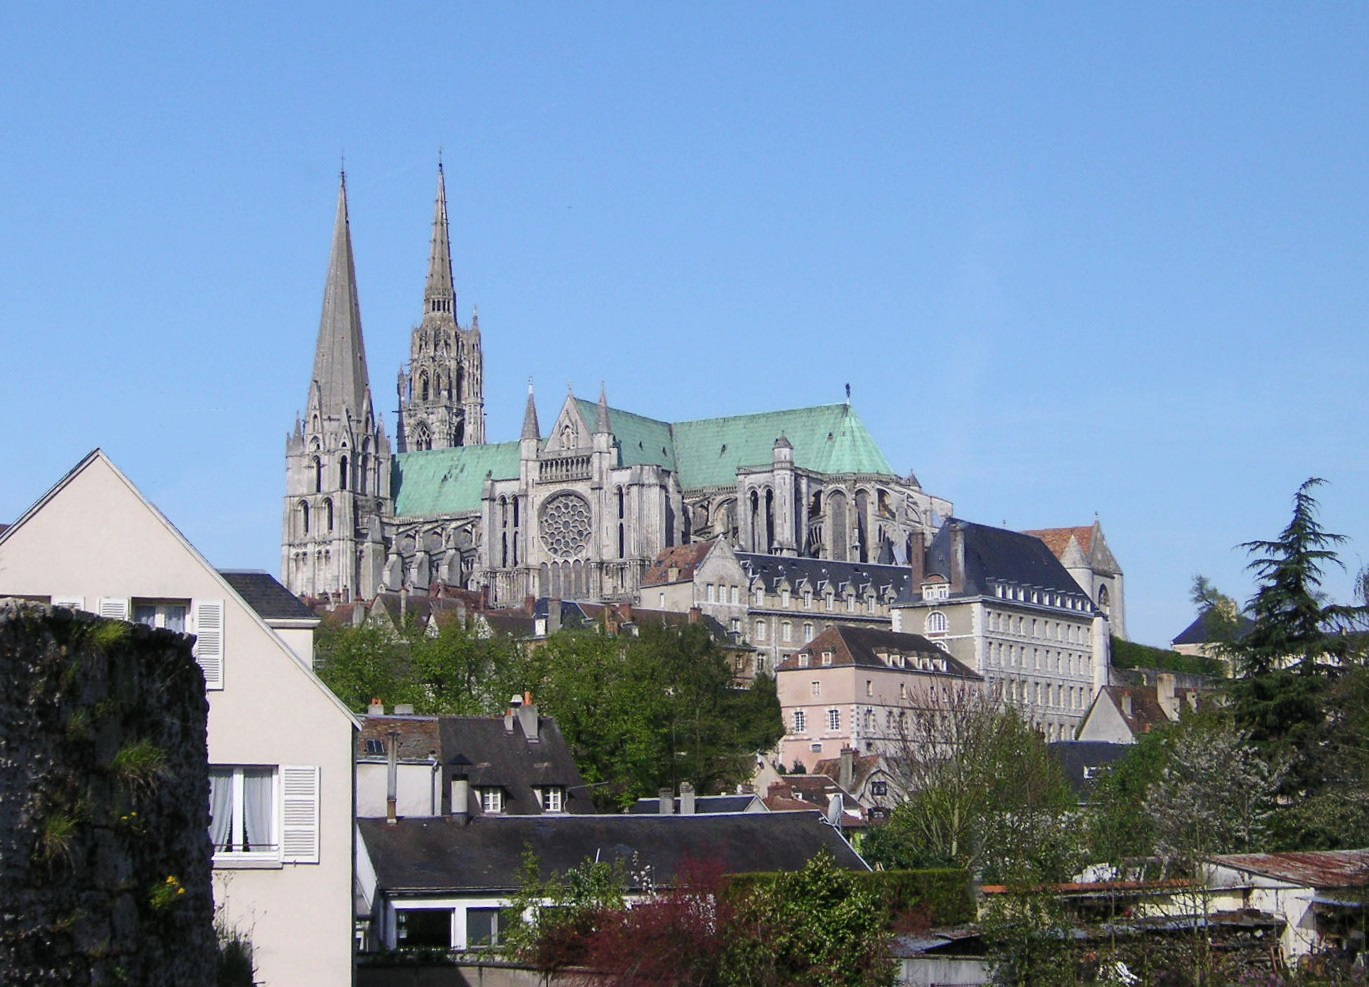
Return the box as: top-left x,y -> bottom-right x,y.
641,541 -> 715,587
813,750 -> 883,789
1104,685 -> 1172,736
1022,525 -> 1094,561
1211,850 -> 1369,888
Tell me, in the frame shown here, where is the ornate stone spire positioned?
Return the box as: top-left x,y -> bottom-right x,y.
522,379 -> 540,440
309,173 -> 372,423
424,162 -> 456,320
596,382 -> 611,434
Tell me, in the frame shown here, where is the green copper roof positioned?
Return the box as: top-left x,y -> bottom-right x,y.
389,402 -> 895,512
393,442 -> 520,517
573,399 -> 677,471
673,404 -> 895,489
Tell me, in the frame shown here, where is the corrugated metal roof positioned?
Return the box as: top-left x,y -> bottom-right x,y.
392,442 -> 520,516
1211,850 -> 1369,888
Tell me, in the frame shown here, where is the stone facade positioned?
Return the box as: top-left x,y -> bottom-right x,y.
283,169 -> 952,610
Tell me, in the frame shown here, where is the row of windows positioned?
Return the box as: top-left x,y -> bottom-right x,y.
992,583 -> 1087,611
987,610 -> 1088,643
986,642 -> 1091,676
396,905 -> 504,950
754,619 -> 817,643
752,586 -> 881,614
999,677 -> 1089,711
790,709 -> 843,733
477,785 -> 564,814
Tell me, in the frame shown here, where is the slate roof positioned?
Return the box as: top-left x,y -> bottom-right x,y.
1047,741 -> 1132,799
915,519 -> 1095,605
218,570 -> 318,622
358,811 -> 868,894
737,553 -> 911,601
1210,850 -> 1369,888
641,542 -> 716,587
389,401 -> 898,515
1172,608 -> 1255,647
359,710 -> 594,816
778,626 -> 980,680
626,794 -> 761,814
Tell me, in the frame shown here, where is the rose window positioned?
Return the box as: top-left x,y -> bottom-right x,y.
539,493 -> 593,558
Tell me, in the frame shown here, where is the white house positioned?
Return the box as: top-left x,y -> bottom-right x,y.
0,450 -> 358,986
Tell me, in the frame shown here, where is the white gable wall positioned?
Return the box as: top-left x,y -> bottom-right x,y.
0,454 -> 356,987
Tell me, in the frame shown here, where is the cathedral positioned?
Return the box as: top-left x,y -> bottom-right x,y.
282,168 -> 952,608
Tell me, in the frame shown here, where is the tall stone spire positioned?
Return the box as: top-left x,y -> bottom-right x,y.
424,162 -> 456,319
522,379 -> 540,440
310,174 -> 373,423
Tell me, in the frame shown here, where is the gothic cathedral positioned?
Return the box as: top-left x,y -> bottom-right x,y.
283,168 -> 952,606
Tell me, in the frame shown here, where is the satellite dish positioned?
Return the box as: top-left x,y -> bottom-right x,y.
826,793 -> 843,828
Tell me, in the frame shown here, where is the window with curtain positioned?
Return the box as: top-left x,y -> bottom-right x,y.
209,766 -> 275,856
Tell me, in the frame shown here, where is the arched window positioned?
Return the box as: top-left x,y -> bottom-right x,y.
339,455 -> 349,491
312,456 -> 323,493
415,423 -> 432,452
324,498 -> 334,532
1097,584 -> 1111,616
298,501 -> 310,535
420,373 -> 430,402
925,611 -> 948,636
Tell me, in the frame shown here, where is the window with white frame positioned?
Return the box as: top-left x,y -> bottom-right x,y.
209,766 -> 275,857
466,907 -> 504,948
782,621 -> 792,642
397,909 -> 454,949
706,583 -> 715,603
730,585 -> 739,605
824,593 -> 834,611
803,622 -> 814,642
811,680 -> 821,696
110,597 -> 223,690
923,582 -> 949,601
781,589 -> 791,607
925,611 -> 948,636
827,708 -> 840,731
208,764 -> 319,864
802,591 -> 812,609
480,787 -> 504,814
754,619 -> 767,641
793,710 -> 806,733
820,651 -> 833,666
539,786 -> 565,812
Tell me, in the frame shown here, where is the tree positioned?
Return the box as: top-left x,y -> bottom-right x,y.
524,622 -> 783,806
871,685 -> 1079,883
1226,478 -> 1368,677
1222,479 -> 1369,813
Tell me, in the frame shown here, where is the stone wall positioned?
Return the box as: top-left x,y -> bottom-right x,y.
0,601 -> 217,984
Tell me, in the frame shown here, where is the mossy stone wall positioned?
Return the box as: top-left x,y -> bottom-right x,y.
0,600 -> 216,985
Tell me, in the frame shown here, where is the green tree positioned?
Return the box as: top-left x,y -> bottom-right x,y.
526,623 -> 783,805
1226,478 -> 1368,678
872,685 -> 1079,883
313,622 -> 408,711
1085,723 -> 1174,871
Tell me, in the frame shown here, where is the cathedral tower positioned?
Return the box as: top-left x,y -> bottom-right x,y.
398,164 -> 485,451
283,174 -> 392,602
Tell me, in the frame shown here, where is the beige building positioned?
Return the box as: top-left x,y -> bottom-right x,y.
775,625 -> 981,772
0,452 -> 358,986
1024,521 -> 1127,640
892,519 -> 1111,741
642,538 -> 916,675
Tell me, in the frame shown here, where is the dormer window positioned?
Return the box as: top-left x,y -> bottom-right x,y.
922,581 -> 949,601
538,786 -> 565,813
798,653 -> 810,668
479,788 -> 504,814
820,651 -> 833,666
781,589 -> 791,607
803,591 -> 812,609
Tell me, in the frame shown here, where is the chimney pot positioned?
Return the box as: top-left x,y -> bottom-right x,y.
679,781 -> 696,815
659,787 -> 675,815
368,699 -> 385,716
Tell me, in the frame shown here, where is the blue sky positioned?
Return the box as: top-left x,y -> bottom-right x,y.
2,4 -> 1366,646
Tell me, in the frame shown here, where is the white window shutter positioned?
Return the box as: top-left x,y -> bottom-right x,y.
192,600 -> 225,690
280,765 -> 320,863
98,597 -> 129,622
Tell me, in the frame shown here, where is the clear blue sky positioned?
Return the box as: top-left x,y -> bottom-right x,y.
2,4 -> 1366,647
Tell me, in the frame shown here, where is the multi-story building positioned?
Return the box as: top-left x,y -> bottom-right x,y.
892,519 -> 1111,741
0,452 -> 358,986
775,625 -> 981,772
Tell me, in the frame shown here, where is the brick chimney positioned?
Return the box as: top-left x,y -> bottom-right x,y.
688,605 -> 702,624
